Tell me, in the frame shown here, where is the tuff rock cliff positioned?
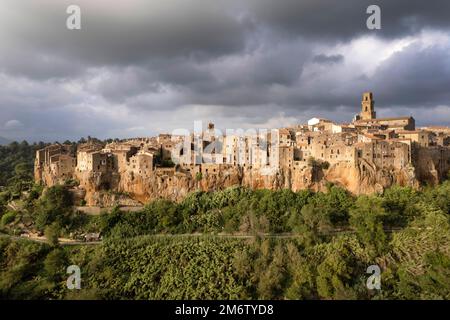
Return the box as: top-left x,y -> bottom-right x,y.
61,162 -> 420,206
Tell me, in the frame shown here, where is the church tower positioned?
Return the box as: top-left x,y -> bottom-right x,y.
360,92 -> 376,120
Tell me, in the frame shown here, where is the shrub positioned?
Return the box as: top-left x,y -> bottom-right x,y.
44,249 -> 67,279
1,211 -> 16,226
45,222 -> 61,247
161,159 -> 175,168
34,185 -> 73,230
349,196 -> 387,257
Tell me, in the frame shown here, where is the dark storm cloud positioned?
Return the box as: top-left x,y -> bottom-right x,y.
0,0 -> 449,141
3,0 -> 450,80
371,42 -> 450,107
0,0 -> 250,75
248,0 -> 450,41
312,54 -> 344,64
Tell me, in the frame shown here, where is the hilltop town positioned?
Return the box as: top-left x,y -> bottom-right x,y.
34,92 -> 450,206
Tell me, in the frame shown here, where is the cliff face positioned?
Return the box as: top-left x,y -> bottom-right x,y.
413,146 -> 450,185
114,166 -> 320,205
324,162 -> 419,194
35,151 -> 424,206
46,161 -> 419,206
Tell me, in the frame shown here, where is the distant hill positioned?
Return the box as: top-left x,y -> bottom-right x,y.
0,137 -> 11,145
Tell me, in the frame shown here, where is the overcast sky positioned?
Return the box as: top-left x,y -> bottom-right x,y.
1,0 -> 450,142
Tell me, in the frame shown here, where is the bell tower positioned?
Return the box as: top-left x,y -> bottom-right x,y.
360,92 -> 376,120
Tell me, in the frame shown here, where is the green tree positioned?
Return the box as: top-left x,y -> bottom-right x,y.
315,236 -> 368,300
44,249 -> 67,279
423,180 -> 450,215
349,196 -> 387,256
45,222 -> 61,247
35,186 -> 73,230
382,186 -> 418,226
284,242 -> 315,299
1,211 -> 16,226
300,203 -> 332,244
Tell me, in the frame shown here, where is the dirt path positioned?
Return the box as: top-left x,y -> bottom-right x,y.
1,227 -> 404,246
1,234 -> 101,246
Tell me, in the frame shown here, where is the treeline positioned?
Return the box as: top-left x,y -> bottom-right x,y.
0,141 -> 46,189
97,183 -> 450,243
0,141 -> 47,225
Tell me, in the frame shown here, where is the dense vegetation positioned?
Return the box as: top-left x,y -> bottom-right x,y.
0,141 -> 46,194
1,210 -> 449,300
88,182 -> 450,242
0,141 -> 449,300
0,181 -> 449,300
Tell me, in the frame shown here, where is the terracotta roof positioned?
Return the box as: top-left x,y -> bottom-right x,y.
387,138 -> 411,143
278,128 -> 291,135
354,122 -> 384,127
356,116 -> 414,122
362,134 -> 383,140
396,130 -> 425,134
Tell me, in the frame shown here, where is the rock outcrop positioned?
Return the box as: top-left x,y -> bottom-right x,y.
56,160 -> 421,206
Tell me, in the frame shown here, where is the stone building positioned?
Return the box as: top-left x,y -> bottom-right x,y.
396,130 -> 431,147
34,144 -> 76,184
354,92 -> 415,130
77,150 -> 114,173
49,154 -> 76,179
358,92 -> 376,120
356,140 -> 410,170
103,142 -> 138,172
127,152 -> 154,177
